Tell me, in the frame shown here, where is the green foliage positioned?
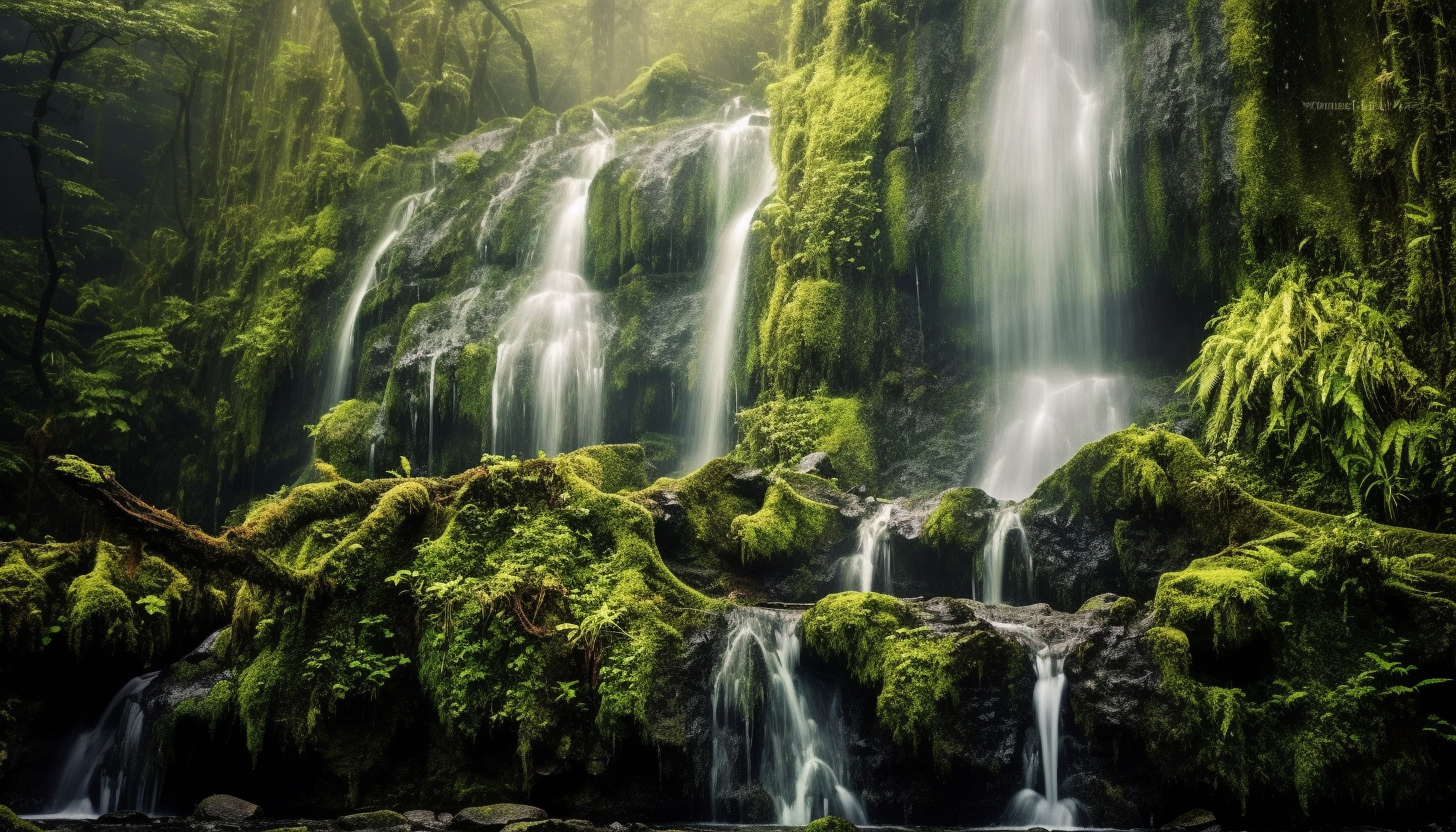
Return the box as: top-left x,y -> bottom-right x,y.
1147,513 -> 1456,812
0,804 -> 43,832
802,817 -> 857,832
735,394 -> 875,485
1183,263 -> 1446,516
802,592 -> 1020,770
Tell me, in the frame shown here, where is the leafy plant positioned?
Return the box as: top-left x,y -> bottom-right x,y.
1182,262 -> 1447,515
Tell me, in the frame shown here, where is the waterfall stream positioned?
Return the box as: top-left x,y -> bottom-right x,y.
322,188 -> 434,415
491,117 -> 614,456
42,673 -> 163,818
683,105 -> 775,470
992,623 -> 1079,827
976,0 -> 1128,500
839,502 -> 894,594
709,607 -> 866,825
980,504 -> 1031,605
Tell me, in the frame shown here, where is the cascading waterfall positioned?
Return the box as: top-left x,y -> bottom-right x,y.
839,502 -> 894,594
979,504 -> 1032,605
491,117 -> 614,457
42,673 -> 163,818
709,607 -> 866,825
976,0 -> 1128,501
992,623 -> 1079,827
683,104 -> 776,470
321,188 -> 434,414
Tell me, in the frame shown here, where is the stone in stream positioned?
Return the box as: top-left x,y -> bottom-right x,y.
403,811 -> 443,829
194,795 -> 261,822
97,811 -> 150,824
1162,809 -> 1219,832
802,817 -> 857,832
338,810 -> 411,832
499,821 -> 595,832
449,805 -> 546,832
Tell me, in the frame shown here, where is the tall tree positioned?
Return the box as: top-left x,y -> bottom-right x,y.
589,0 -> 615,97
476,0 -> 539,109
0,0 -> 214,398
325,0 -> 412,150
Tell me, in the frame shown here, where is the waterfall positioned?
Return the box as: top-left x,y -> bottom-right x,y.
709,607 -> 866,825
976,0 -> 1128,500
42,672 -> 163,818
992,623 -> 1079,827
980,504 -> 1031,605
321,188 -> 434,415
683,105 -> 776,470
491,118 -> 614,457
839,502 -> 894,594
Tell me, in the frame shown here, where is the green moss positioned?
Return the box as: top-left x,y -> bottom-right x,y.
65,543 -> 190,660
310,399 -> 382,481
563,445 -> 649,493
802,817 -> 857,832
734,394 -> 875,486
730,479 -> 839,563
640,457 -> 762,567
0,805 -> 42,832
801,591 -> 916,683
174,679 -> 237,737
0,550 -> 48,652
921,488 -> 996,554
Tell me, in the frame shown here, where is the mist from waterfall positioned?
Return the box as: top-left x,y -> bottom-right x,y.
492,117 -> 614,457
992,623 -> 1080,827
709,607 -> 866,825
839,502 -> 894,594
683,104 -> 775,470
321,188 -> 434,415
41,673 -> 163,818
976,0 -> 1128,500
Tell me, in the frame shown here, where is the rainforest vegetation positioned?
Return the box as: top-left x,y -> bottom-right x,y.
0,0 -> 1454,829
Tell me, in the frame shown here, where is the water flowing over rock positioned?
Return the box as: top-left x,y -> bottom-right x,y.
682,102 -> 775,470
838,502 -> 893,594
492,117 -> 615,456
709,607 -> 866,825
976,0 -> 1130,500
323,188 -> 435,415
43,673 -> 163,818
991,623 -> 1080,827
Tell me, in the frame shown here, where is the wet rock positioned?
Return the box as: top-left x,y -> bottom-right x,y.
499,821 -> 593,832
436,816 -> 453,828
450,805 -> 546,832
403,811 -> 440,830
729,467 -> 769,499
794,452 -> 836,479
194,795 -> 261,822
338,811 -> 411,832
96,811 -> 150,824
1162,809 -> 1218,832
1062,772 -> 1140,829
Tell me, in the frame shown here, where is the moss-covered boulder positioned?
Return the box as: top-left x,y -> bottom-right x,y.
450,805 -> 546,832
339,810 -> 411,831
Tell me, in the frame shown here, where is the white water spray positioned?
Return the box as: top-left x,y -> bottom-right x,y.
976,0 -> 1128,500
322,188 -> 434,414
992,623 -> 1080,827
709,607 -> 866,825
492,118 -> 614,456
839,502 -> 894,594
42,673 -> 163,818
683,105 -> 775,470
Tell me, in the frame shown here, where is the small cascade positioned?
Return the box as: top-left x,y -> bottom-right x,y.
491,117 -> 614,456
322,188 -> 434,414
682,104 -> 776,470
43,672 -> 164,818
975,0 -> 1129,500
709,607 -> 866,825
980,504 -> 1032,605
992,623 -> 1079,827
839,502 -> 894,594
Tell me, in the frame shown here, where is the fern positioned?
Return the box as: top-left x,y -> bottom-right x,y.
1182,263 -> 1445,515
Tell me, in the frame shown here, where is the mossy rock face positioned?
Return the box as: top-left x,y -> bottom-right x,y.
0,806 -> 41,832
450,805 -> 546,831
564,445 -> 649,493
339,811 -> 412,831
